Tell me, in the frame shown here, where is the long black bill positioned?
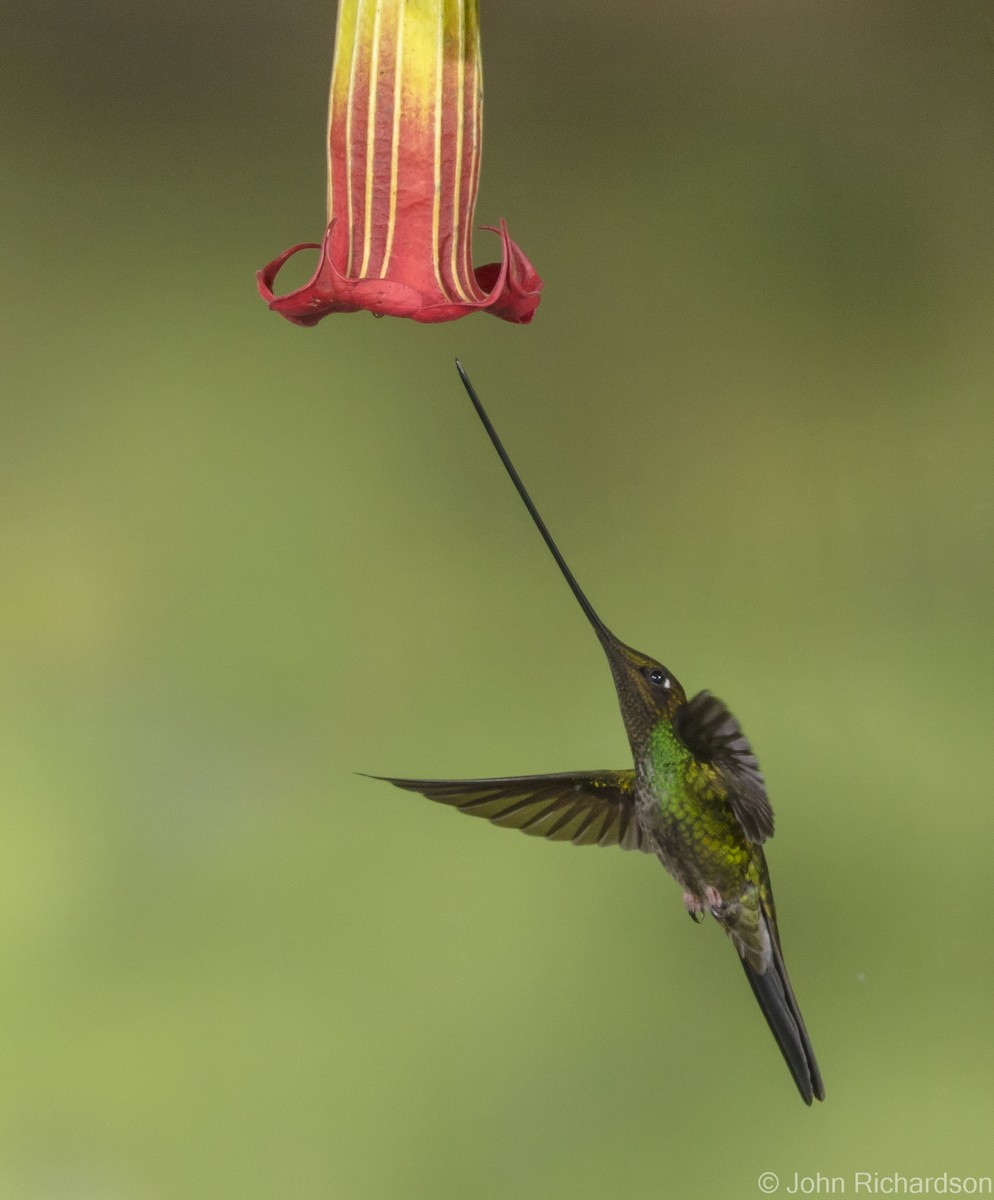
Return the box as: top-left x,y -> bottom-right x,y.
456,360 -> 615,646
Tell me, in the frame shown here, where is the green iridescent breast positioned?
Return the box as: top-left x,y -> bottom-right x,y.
643,721 -> 753,880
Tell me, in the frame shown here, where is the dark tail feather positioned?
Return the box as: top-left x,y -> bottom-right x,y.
741,921 -> 825,1105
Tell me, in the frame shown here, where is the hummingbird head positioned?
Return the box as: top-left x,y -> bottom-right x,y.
596,630 -> 687,750
456,361 -> 687,754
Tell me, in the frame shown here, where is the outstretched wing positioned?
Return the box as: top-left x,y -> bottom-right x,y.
674,690 -> 774,844
372,770 -> 647,851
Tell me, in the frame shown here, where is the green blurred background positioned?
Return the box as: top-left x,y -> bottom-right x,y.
2,1 -> 993,1196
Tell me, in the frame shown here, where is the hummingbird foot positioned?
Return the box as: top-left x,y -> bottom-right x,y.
683,892 -> 706,924
706,887 -> 746,929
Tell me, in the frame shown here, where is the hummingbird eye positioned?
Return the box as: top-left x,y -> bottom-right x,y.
646,667 -> 670,689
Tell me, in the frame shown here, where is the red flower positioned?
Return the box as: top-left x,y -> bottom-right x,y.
257,1 -> 542,326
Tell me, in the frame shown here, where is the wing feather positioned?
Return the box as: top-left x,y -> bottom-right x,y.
370,770 -> 648,851
674,691 -> 775,844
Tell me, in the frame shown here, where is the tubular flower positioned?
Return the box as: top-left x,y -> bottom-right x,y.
257,0 -> 542,326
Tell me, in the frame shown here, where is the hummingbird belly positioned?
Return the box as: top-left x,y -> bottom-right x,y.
635,759 -> 753,905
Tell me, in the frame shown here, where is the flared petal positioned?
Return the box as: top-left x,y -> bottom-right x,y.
256,218 -> 541,326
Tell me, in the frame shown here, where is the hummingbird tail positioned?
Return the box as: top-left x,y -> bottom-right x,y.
741,917 -> 825,1105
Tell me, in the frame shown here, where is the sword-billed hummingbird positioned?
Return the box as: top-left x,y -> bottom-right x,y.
373,362 -> 824,1105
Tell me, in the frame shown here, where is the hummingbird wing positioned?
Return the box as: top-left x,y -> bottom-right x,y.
673,690 -> 774,844
372,771 -> 647,850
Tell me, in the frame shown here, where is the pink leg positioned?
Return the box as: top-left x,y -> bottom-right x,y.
683,891 -> 705,924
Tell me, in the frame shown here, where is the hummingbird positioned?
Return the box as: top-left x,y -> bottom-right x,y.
373,362 -> 825,1105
